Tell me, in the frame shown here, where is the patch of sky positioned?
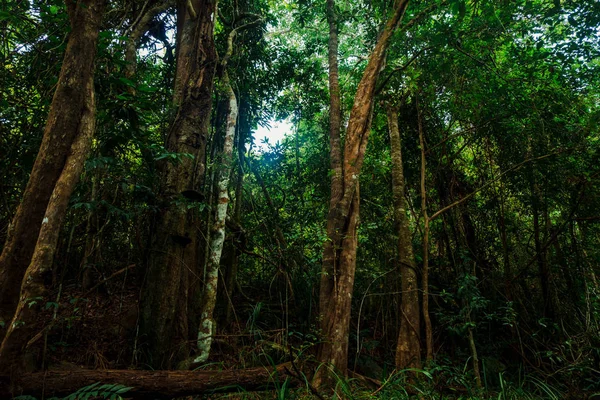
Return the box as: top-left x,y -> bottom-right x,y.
253,118 -> 293,153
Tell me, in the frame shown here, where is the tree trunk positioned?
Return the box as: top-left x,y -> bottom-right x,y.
0,74 -> 97,373
322,0 -> 343,288
498,179 -> 512,299
531,179 -> 554,320
417,98 -> 434,362
194,72 -> 237,364
467,317 -> 483,389
140,0 -> 217,367
0,0 -> 105,339
386,105 -> 421,370
220,108 -> 247,325
1,363 -> 293,399
317,0 -> 411,386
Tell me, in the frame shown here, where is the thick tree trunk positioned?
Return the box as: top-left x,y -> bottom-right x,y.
140,0 -> 217,367
195,73 -> 237,364
1,363 -> 293,399
317,0 -> 411,386
0,0 -> 105,338
386,105 -> 421,370
0,75 -> 97,373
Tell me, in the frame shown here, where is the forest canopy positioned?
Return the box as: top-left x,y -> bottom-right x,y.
1,0 -> 600,399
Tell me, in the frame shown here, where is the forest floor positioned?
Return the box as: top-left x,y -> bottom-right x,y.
23,281 -> 590,400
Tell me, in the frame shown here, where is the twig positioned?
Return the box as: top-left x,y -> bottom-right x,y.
83,264 -> 136,296
429,151 -> 562,221
287,343 -> 326,400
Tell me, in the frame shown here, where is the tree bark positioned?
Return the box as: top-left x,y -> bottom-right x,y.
0,75 -> 97,373
386,105 -> 421,370
195,71 -> 237,364
317,0 -> 411,386
220,103 -> 248,325
0,0 -> 105,339
1,363 -> 293,399
417,98 -> 434,362
321,0 -> 343,295
140,0 -> 217,367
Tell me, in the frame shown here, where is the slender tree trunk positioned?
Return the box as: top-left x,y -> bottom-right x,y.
531,181 -> 553,320
80,173 -> 100,289
0,74 -> 97,373
140,0 -> 217,367
221,111 -> 247,325
386,105 -> 421,370
316,0 -> 411,386
498,180 -> 512,299
249,159 -> 297,290
467,312 -> 483,389
418,98 -> 434,362
320,0 -> 343,301
194,72 -> 237,365
0,0 -> 105,338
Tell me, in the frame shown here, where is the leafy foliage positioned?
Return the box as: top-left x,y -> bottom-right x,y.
1,0 -> 599,398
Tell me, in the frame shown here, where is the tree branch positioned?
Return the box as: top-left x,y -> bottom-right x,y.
429,151 -> 563,221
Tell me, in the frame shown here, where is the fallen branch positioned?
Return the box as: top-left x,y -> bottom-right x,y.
1,363 -> 294,399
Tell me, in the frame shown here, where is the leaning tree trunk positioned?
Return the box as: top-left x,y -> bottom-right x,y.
140,0 -> 217,368
0,75 -> 97,373
386,105 -> 421,370
190,17 -> 263,366
316,0 -> 411,387
0,0 -> 105,339
194,71 -> 237,365
220,106 -> 248,325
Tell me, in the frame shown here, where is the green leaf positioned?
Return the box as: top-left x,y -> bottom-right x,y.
137,85 -> 158,93
0,11 -> 13,21
116,386 -> 132,394
118,77 -> 136,87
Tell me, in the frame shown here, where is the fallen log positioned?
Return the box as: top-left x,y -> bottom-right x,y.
1,362 -> 294,399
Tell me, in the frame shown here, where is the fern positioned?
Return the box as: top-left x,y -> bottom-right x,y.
13,382 -> 132,400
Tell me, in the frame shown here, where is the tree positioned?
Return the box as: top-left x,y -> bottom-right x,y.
386,103 -> 421,370
140,0 -> 218,367
317,0 -> 411,385
0,0 -> 106,341
1,0 -> 600,397
0,0 -> 106,371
